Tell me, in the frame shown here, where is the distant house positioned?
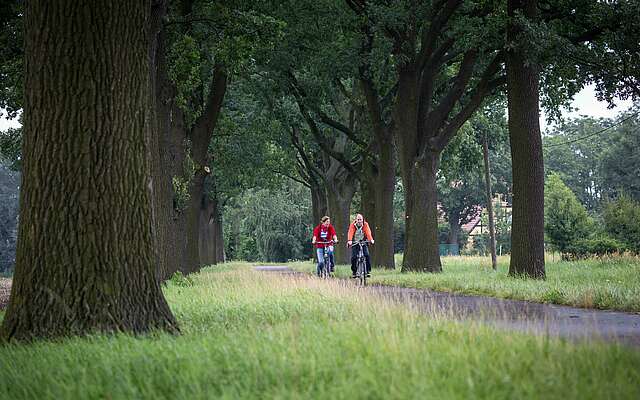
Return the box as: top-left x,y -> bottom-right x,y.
461,194 -> 512,248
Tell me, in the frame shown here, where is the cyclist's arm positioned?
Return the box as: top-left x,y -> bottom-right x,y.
347,223 -> 355,246
364,222 -> 374,244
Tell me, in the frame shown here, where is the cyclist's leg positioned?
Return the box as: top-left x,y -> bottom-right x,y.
350,246 -> 357,277
363,245 -> 372,275
316,247 -> 324,276
328,246 -> 335,272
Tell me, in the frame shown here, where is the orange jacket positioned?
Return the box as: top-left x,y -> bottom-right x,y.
347,220 -> 373,242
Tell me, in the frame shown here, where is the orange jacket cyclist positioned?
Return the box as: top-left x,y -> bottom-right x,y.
347,213 -> 374,278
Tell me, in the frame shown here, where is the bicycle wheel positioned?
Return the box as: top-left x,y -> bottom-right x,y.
357,258 -> 366,286
322,253 -> 330,279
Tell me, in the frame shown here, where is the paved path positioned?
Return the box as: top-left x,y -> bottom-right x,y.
255,266 -> 640,347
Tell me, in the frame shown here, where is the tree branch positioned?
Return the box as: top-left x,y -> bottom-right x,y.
417,0 -> 463,70
424,50 -> 478,135
432,54 -> 505,151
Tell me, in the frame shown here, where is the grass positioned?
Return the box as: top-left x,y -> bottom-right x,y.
1,263 -> 639,399
289,254 -> 640,312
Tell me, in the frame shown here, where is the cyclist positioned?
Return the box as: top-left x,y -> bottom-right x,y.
312,216 -> 338,276
347,213 -> 374,278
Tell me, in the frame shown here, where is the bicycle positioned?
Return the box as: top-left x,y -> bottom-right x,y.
315,241 -> 335,279
351,240 -> 370,286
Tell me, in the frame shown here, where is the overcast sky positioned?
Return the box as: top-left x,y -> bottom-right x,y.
0,84 -> 636,132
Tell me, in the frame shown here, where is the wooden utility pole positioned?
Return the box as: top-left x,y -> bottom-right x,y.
483,134 -> 498,270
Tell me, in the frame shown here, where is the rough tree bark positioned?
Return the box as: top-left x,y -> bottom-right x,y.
184,66 -> 227,273
311,181 -> 329,225
359,74 -> 396,269
149,0 -> 178,282
393,66 -> 442,272
155,25 -> 189,278
1,0 -> 179,341
198,196 -> 216,266
506,0 -> 546,279
214,202 -> 225,262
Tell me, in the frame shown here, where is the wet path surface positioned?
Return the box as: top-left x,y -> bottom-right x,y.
255,266 -> 640,347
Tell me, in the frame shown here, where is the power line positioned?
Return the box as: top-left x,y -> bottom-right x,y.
543,111 -> 639,148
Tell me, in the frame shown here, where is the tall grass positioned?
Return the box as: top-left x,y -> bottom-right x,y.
290,254 -> 640,312
1,263 -> 639,399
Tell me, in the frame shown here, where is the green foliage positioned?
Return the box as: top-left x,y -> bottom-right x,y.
171,176 -> 190,213
167,35 -> 203,123
438,122 -> 485,232
603,194 -> 640,253
0,127 -> 21,170
599,111 -> 640,201
0,1 -> 22,118
564,236 -> 628,259
544,112 -> 640,209
224,181 -> 312,262
544,174 -> 594,253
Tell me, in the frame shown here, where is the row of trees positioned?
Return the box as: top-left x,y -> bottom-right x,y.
0,0 -> 639,341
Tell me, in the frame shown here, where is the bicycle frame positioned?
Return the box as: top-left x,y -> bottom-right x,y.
316,241 -> 334,279
353,240 -> 369,286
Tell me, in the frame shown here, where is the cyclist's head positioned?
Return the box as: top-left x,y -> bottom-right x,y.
321,215 -> 330,226
355,214 -> 364,225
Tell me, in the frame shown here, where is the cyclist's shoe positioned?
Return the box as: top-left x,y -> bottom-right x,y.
351,273 -> 357,278
366,273 -> 371,278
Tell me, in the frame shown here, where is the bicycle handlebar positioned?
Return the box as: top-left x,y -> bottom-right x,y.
349,239 -> 371,247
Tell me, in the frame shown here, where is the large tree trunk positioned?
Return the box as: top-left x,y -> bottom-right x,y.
394,67 -> 442,272
168,100 -> 189,275
360,77 -> 396,269
150,3 -> 178,282
401,152 -> 442,272
154,23 -> 189,278
374,139 -> 396,269
198,194 -> 217,266
184,67 -> 227,273
448,217 -> 460,246
1,0 -> 178,341
185,171 -> 207,272
214,201 -> 225,263
506,0 -> 545,279
310,181 -> 328,226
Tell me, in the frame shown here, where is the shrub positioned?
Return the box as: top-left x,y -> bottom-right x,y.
602,194 -> 640,253
563,236 -> 627,259
544,174 -> 594,253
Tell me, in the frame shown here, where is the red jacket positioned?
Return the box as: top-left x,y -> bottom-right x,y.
313,224 -> 336,248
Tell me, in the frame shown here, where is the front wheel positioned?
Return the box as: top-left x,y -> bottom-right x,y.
357,258 -> 366,286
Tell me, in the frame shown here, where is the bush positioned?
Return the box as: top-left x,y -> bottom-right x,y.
602,194 -> 640,254
563,236 -> 627,259
544,174 -> 594,253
